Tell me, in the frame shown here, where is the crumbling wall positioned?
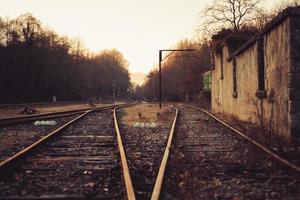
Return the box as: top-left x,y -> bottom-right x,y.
289,15 -> 300,141
211,42 -> 259,122
211,15 -> 296,142
211,45 -> 230,114
234,44 -> 258,122
263,18 -> 291,139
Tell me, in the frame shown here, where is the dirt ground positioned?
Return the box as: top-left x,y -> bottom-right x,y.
189,101 -> 299,166
118,103 -> 176,199
162,105 -> 299,200
0,111 -> 124,199
120,103 -> 172,126
210,111 -> 300,166
0,102 -> 122,119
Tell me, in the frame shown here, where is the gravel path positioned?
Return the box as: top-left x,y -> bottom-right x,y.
162,105 -> 299,200
0,110 -> 124,199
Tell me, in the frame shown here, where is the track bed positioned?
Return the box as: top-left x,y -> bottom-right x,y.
0,111 -> 124,199
0,115 -> 79,163
117,104 -> 175,199
162,105 -> 299,200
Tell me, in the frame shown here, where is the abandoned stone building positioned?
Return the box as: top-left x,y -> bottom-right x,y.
211,7 -> 300,143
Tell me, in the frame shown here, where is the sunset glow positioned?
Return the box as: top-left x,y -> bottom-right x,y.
0,0 -> 277,73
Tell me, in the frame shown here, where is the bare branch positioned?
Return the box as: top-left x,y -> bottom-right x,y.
201,0 -> 262,35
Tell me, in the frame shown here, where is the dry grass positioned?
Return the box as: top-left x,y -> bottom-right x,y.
121,103 -> 172,126
213,111 -> 300,165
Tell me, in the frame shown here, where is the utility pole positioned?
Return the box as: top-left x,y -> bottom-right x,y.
159,51 -> 162,109
158,49 -> 195,109
112,80 -> 116,101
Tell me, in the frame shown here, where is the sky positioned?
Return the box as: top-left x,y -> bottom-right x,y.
0,0 -> 277,74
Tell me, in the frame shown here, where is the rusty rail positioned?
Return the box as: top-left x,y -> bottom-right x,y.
113,105 -> 136,200
0,103 -> 126,126
188,105 -> 300,174
0,103 -> 132,180
151,105 -> 179,200
0,110 -> 91,179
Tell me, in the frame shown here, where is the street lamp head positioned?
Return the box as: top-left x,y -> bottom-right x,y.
159,49 -> 196,51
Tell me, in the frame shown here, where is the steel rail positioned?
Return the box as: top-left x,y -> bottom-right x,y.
0,103 -> 125,126
0,103 -> 132,180
151,105 -> 179,200
188,105 -> 300,174
0,110 -> 91,180
0,101 -> 87,108
113,105 -> 136,200
0,110 -> 87,126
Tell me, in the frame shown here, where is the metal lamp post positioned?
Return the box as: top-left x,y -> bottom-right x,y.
158,49 -> 195,108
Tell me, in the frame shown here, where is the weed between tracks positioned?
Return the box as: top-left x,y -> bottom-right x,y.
211,112 -> 300,166
120,104 -> 172,126
118,103 -> 175,200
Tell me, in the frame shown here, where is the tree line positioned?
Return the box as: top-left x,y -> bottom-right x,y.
136,0 -> 299,102
0,13 -> 130,103
135,39 -> 211,101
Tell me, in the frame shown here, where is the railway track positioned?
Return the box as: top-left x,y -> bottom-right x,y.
161,105 -> 299,200
0,106 -> 126,199
0,103 -> 298,199
115,104 -> 177,200
0,114 -> 81,163
0,103 -> 123,126
0,103 -> 178,199
188,105 -> 300,173
0,104 -> 127,165
0,101 -> 91,108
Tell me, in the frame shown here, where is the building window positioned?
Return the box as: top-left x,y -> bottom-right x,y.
256,37 -> 267,98
211,51 -> 215,70
232,57 -> 238,98
202,71 -> 211,91
220,50 -> 224,80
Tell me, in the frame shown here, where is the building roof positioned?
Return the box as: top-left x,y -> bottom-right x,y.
227,6 -> 300,61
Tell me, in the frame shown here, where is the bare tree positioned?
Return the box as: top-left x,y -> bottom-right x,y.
250,0 -> 300,31
0,18 -> 7,46
202,0 -> 262,34
0,13 -> 131,103
272,0 -> 300,13
140,39 -> 210,101
250,8 -> 274,30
